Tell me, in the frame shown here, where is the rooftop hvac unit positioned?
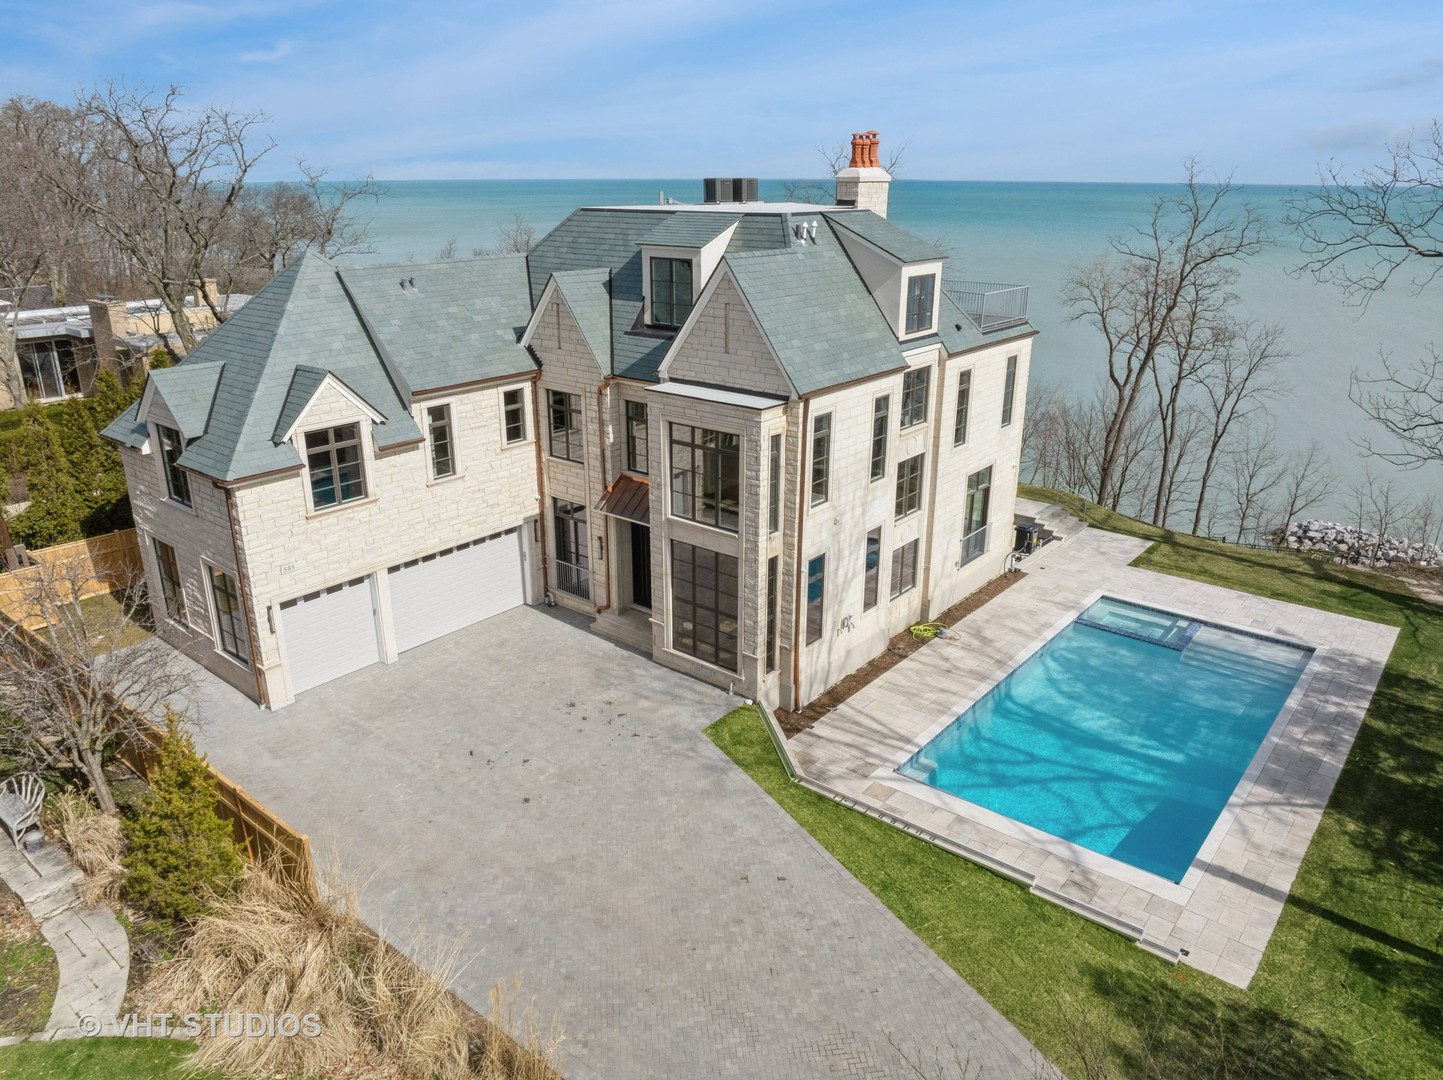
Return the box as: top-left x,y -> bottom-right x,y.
703,177 -> 758,204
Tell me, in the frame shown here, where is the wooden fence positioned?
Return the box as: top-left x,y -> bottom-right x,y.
0,529 -> 144,629
0,534 -> 318,899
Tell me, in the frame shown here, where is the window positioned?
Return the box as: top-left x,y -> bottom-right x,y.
650,257 -> 694,328
209,567 -> 249,665
305,424 -> 366,509
870,396 -> 889,481
547,390 -> 584,462
768,434 -> 781,535
18,339 -> 88,401
810,413 -> 832,506
890,538 -> 919,598
503,387 -> 528,444
553,499 -> 590,599
156,425 -> 191,506
954,369 -> 972,446
426,405 -> 455,479
905,274 -> 936,334
153,539 -> 186,624
805,555 -> 825,645
964,465 -> 993,564
625,400 -> 649,473
671,540 -> 739,670
670,424 -> 740,532
900,368 -> 930,428
1001,355 -> 1018,427
862,528 -> 882,610
765,556 -> 778,674
895,453 -> 924,519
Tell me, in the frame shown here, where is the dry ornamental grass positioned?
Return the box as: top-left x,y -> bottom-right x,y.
43,787 -> 126,906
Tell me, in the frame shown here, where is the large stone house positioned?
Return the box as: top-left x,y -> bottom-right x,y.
102,135 -> 1034,711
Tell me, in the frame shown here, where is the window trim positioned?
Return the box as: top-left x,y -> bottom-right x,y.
670,540 -> 740,672
155,424 -> 192,507
954,368 -> 973,446
890,538 -> 919,599
303,422 -> 368,512
900,368 -> 930,429
501,386 -> 529,446
546,389 -> 585,463
152,537 -> 187,626
669,423 -> 741,533
206,564 -> 250,667
905,273 -> 937,335
810,412 -> 832,507
862,527 -> 882,611
425,403 -> 456,481
895,452 -> 925,520
649,256 -> 695,329
1001,355 -> 1019,428
624,399 -> 649,475
552,498 -> 591,599
869,395 -> 890,482
765,556 -> 779,674
767,433 -> 781,535
805,554 -> 826,646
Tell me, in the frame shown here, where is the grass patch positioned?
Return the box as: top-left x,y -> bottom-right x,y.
0,1037 -> 209,1079
0,881 -> 57,1038
707,485 -> 1442,1079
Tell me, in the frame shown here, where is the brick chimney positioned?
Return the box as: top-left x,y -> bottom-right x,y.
835,129 -> 890,217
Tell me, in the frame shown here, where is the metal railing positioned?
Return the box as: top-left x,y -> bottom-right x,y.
553,560 -> 591,600
962,525 -> 988,565
943,280 -> 1030,331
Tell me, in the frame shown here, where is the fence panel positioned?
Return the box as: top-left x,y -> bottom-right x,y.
0,529 -> 144,629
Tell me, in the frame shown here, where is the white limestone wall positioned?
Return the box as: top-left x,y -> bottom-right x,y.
231,376 -> 540,706
664,275 -> 794,399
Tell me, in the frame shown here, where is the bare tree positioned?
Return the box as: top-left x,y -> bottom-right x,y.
1346,470 -> 1411,565
495,212 -> 537,254
0,555 -> 193,813
782,139 -> 909,204
1347,347 -> 1443,469
1226,422 -> 1285,543
1272,441 -> 1339,541
1062,162 -> 1268,509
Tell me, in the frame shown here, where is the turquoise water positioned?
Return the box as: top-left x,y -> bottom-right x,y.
896,597 -> 1312,882
334,178 -> 1442,519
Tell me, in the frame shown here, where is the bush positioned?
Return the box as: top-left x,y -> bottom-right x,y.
122,710 -> 242,922
44,787 -> 126,907
8,404 -> 83,548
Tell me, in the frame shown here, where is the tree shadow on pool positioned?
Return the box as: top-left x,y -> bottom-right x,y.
1055,966 -> 1361,1080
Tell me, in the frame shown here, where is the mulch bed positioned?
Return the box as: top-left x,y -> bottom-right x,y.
775,571 -> 1023,738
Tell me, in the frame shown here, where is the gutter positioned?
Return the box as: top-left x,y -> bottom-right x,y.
790,397 -> 810,711
594,375 -> 614,614
528,368 -> 551,599
917,352 -> 947,619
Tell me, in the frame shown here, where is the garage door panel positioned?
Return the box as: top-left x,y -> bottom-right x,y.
281,577 -> 381,695
389,531 -> 524,653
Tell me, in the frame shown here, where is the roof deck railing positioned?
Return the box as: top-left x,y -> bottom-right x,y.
943,279 -> 1030,332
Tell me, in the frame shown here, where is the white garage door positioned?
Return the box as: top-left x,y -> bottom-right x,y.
280,576 -> 381,695
388,529 -> 525,653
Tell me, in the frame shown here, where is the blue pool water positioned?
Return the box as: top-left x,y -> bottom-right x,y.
897,598 -> 1312,882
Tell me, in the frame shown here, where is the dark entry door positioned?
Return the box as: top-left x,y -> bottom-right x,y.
630,522 -> 652,609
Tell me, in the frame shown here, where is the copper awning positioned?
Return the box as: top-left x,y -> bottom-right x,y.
596,474 -> 651,524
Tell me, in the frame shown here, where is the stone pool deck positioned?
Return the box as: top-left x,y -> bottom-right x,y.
788,507 -> 1398,988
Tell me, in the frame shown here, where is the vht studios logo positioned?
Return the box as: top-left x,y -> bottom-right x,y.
78,1013 -> 322,1038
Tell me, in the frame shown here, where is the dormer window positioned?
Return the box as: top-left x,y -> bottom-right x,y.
905,274 -> 936,334
156,425 -> 191,506
305,424 -> 367,509
650,257 -> 694,328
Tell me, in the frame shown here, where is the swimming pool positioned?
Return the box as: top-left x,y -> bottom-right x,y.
896,597 -> 1313,882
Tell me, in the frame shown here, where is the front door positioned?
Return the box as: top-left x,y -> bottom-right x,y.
630,522 -> 652,609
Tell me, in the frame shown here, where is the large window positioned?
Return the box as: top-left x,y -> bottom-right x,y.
768,434 -> 781,535
625,400 -> 649,473
502,387 -> 528,444
671,540 -> 738,670
900,368 -> 930,428
870,395 -> 889,481
890,538 -> 919,599
18,339 -> 89,401
305,424 -> 366,509
156,424 -> 191,506
553,499 -> 590,599
547,390 -> 584,462
905,274 -> 936,334
209,567 -> 249,665
862,527 -> 882,610
895,453 -> 924,519
426,404 -> 455,479
810,413 -> 831,507
670,424 -> 740,532
954,369 -> 972,446
964,465 -> 993,564
805,555 -> 825,645
650,257 -> 694,328
1002,355 -> 1018,427
765,556 -> 778,674
153,539 -> 186,624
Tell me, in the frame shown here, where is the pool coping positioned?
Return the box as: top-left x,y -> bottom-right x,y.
786,521 -> 1399,988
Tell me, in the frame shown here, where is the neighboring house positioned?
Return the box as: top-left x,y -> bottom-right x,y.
103,133 -> 1035,711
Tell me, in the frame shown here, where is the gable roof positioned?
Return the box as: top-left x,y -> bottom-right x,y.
551,269 -> 612,368
639,213 -> 739,249
829,210 -> 946,263
144,362 -> 224,440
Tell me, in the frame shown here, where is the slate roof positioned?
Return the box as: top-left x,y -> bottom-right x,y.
829,210 -> 947,263
551,269 -> 612,369
638,213 -> 740,249
145,362 -> 224,440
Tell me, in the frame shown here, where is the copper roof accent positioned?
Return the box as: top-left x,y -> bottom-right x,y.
596,474 -> 651,524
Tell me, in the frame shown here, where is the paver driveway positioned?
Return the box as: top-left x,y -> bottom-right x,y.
182,606 -> 1044,1079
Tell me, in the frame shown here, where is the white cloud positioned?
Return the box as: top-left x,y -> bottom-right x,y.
241,40 -> 294,63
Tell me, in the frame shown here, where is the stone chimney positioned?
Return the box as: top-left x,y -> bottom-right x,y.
834,130 -> 891,218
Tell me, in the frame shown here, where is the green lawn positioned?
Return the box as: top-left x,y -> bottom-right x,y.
0,1038 -> 207,1079
706,485 -> 1442,1080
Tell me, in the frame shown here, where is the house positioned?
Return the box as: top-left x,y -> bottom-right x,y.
102,133 -> 1035,711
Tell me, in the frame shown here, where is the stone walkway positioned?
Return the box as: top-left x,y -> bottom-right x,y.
0,839 -> 130,1043
791,504 -> 1399,988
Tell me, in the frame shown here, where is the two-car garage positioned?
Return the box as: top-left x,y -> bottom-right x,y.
279,528 -> 527,700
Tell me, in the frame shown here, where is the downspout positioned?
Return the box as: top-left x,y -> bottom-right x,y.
528,366 -> 551,601
791,397 -> 810,710
221,483 -> 268,708
917,353 -> 948,620
594,375 -> 614,614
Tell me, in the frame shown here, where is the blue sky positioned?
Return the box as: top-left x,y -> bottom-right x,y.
6,0 -> 1442,183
